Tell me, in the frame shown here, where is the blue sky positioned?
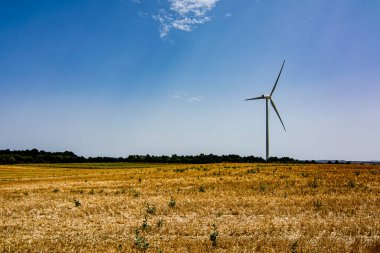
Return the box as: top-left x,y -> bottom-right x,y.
1,0 -> 379,160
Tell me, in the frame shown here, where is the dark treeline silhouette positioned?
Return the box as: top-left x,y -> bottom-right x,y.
0,149 -> 307,165
0,149 -> 85,164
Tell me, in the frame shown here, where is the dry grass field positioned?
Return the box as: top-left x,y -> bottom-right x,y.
0,162 -> 379,252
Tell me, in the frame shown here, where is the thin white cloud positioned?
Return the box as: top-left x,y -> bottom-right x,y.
170,0 -> 218,16
173,92 -> 205,102
130,0 -> 141,4
154,0 -> 219,38
188,96 -> 205,102
138,11 -> 149,18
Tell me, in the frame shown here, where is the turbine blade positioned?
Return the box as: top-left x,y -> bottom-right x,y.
270,59 -> 285,96
270,98 -> 286,131
245,96 -> 264,101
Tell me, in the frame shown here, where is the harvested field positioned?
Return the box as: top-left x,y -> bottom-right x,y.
0,163 -> 379,252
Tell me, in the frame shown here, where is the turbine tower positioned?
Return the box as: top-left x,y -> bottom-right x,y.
245,60 -> 286,161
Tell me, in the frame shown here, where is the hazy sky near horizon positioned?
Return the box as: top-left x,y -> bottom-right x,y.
1,0 -> 379,160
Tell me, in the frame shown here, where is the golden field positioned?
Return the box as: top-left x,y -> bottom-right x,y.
0,163 -> 379,252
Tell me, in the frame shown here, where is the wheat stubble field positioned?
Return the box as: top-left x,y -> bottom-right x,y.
0,163 -> 379,252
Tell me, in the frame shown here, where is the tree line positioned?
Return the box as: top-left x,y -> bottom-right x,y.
0,149 -> 309,165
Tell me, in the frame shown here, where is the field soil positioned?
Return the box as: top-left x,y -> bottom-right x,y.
0,163 -> 379,252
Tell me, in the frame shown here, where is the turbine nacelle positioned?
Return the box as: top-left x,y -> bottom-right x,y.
244,94 -> 270,101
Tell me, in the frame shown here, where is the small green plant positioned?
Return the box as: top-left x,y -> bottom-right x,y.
300,172 -> 309,177
309,178 -> 319,188
115,188 -> 126,194
70,189 -> 81,194
313,199 -> 322,210
134,229 -> 149,251
291,241 -> 298,253
168,197 -> 176,208
74,199 -> 81,207
199,186 -> 205,192
141,216 -> 149,230
259,182 -> 267,192
247,169 -> 257,174
157,218 -> 163,228
130,188 -> 141,198
216,211 -> 223,217
89,189 -> 95,195
146,204 -> 156,214
52,189 -> 59,193
348,180 -> 356,188
209,224 -> 219,247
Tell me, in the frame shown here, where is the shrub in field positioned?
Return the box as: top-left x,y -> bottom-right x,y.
141,216 -> 149,231
130,188 -> 141,198
71,189 -> 85,194
74,199 -> 81,207
146,204 -> 156,214
259,182 -> 267,192
209,224 -> 219,247
168,197 -> 176,208
52,188 -> 59,193
199,186 -> 206,192
115,188 -> 126,194
313,199 -> 322,210
291,241 -> 298,253
134,229 -> 149,251
157,218 -> 163,228
347,180 -> 356,188
309,177 -> 320,188
247,169 -> 257,174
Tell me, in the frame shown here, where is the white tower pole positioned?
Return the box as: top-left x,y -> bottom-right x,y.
266,98 -> 269,161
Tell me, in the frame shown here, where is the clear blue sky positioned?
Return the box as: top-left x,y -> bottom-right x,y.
1,0 -> 379,160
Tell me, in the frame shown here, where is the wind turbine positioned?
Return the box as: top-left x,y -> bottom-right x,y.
245,60 -> 286,161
